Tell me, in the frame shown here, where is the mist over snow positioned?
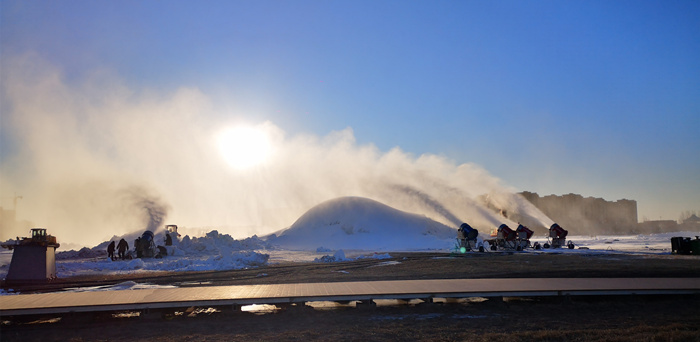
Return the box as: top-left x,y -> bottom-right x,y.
1,195 -> 698,283
270,196 -> 458,250
1,55 -> 552,247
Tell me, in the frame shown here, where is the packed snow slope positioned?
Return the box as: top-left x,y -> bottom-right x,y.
269,196 -> 457,251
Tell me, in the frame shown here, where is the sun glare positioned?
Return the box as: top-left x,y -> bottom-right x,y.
217,126 -> 272,170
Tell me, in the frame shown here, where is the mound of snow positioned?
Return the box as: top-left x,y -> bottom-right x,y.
56,247 -> 107,260
178,231 -> 269,254
271,196 -> 457,250
57,230 -> 270,259
45,229 -> 272,278
314,250 -> 394,263
314,250 -> 349,263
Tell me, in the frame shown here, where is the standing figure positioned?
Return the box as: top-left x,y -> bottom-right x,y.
107,241 -> 116,260
117,238 -> 129,260
135,238 -> 142,258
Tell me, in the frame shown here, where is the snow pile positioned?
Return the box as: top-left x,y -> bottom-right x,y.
271,197 -> 458,250
314,250 -> 350,263
0,229 -> 274,280
178,231 -> 270,254
46,230 -> 272,277
57,247 -> 107,260
56,230 -> 271,261
357,252 -> 392,260
1,238 -> 19,246
314,250 -> 393,263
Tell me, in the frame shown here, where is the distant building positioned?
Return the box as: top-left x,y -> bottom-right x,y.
519,192 -> 638,234
680,214 -> 700,231
637,220 -> 678,234
683,214 -> 700,224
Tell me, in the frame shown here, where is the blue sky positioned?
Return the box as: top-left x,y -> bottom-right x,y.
2,0 -> 699,221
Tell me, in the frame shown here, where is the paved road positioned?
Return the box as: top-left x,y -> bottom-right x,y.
2,277 -> 699,317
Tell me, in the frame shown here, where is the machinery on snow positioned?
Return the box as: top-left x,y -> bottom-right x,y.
132,225 -> 179,259
459,222 -> 574,252
486,223 -> 539,251
456,223 -> 484,252
545,223 -> 574,249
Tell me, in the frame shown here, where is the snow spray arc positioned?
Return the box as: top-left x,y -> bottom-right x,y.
389,184 -> 462,227
120,186 -> 170,232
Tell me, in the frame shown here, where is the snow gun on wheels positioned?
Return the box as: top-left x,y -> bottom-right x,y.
545,223 -> 574,249
457,223 -> 484,252
487,224 -> 518,251
515,224 -> 539,250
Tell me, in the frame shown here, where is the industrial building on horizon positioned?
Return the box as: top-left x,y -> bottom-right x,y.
519,191 -> 699,234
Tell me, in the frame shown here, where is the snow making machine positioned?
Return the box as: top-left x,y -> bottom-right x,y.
545,223 -> 574,249
486,223 -> 538,251
488,224 -> 517,251
134,230 -> 159,258
457,223 -> 484,252
515,224 -> 538,250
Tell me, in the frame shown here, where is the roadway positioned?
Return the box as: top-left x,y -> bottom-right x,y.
2,277 -> 699,317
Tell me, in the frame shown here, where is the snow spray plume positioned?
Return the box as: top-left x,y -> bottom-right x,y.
480,192 -> 554,231
122,186 -> 170,232
389,184 -> 462,227
0,55 -> 555,243
381,177 -> 514,229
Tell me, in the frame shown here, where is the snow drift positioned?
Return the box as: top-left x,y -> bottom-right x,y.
269,196 -> 457,250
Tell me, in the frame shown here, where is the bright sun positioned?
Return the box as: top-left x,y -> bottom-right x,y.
217,126 -> 272,170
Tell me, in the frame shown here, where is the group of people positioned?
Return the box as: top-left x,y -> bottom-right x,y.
106,231 -> 177,260
107,238 -> 129,260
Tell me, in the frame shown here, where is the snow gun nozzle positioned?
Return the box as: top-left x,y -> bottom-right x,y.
549,223 -> 568,239
458,223 -> 479,241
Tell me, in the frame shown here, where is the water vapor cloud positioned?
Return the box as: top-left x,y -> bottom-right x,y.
0,55 -> 550,246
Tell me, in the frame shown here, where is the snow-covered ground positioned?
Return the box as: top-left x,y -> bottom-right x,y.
565,231 -> 698,253
2,231 -> 697,284
1,196 -> 698,295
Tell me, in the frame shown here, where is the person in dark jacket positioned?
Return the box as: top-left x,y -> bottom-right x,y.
107,241 -> 116,260
117,238 -> 129,260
